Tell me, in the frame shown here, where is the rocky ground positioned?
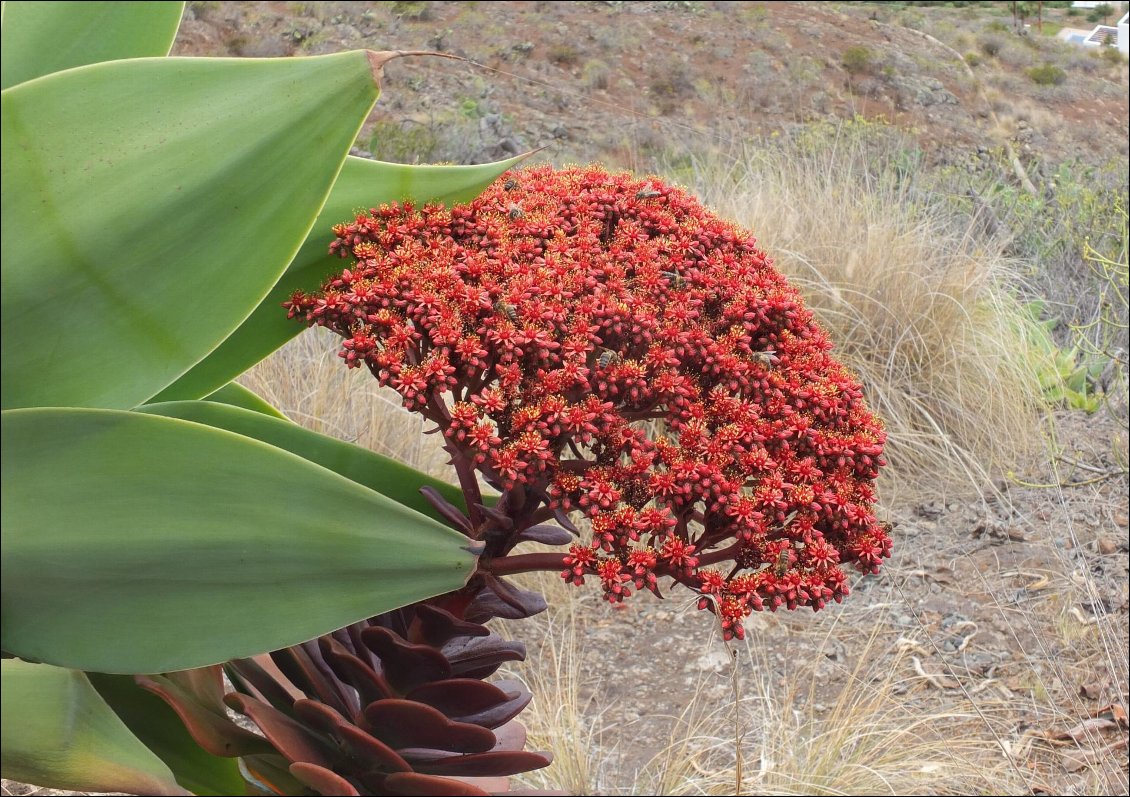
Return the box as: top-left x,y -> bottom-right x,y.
173,1 -> 1129,172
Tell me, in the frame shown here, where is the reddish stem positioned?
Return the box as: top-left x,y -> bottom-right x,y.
696,541 -> 742,567
485,552 -> 568,576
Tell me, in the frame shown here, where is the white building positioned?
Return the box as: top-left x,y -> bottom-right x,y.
1119,12 -> 1129,55
1056,23 -> 1123,49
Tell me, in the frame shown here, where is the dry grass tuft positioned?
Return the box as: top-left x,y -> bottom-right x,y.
662,135 -> 1048,501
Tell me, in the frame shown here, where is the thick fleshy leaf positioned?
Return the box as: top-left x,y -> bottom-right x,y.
224,694 -> 335,769
415,605 -> 491,647
441,636 -> 528,680
1,51 -> 382,410
365,699 -> 496,753
362,627 -> 452,693
242,754 -> 310,797
400,748 -> 551,777
155,153 -> 531,402
405,679 -> 516,720
0,408 -> 479,673
290,763 -> 362,797
204,382 -> 287,419
130,671 -> 272,757
291,700 -> 412,773
319,637 -> 393,708
88,672 -> 249,796
0,660 -> 186,796
140,399 -> 469,520
447,681 -> 534,730
384,771 -> 490,797
0,1 -> 185,89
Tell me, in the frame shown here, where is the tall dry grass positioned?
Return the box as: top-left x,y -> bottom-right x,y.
657,132 -> 1048,502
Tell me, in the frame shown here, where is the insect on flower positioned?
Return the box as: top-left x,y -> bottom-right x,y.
660,270 -> 686,289
636,188 -> 662,200
773,548 -> 791,577
753,349 -> 779,365
494,300 -> 518,323
597,349 -> 620,368
504,178 -> 519,191
508,203 -> 524,220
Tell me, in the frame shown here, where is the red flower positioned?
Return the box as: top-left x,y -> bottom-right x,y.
286,165 -> 890,640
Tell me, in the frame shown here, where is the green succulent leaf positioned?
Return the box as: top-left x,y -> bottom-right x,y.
89,672 -> 248,797
0,407 -> 479,673
0,1 -> 185,90
1,51 -> 382,410
154,153 -> 531,403
141,399 -> 469,520
203,382 -> 287,419
0,660 -> 187,796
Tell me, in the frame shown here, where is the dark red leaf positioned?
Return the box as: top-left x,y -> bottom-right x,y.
414,604 -> 490,647
333,721 -> 413,774
290,762 -> 362,796
451,685 -> 532,730
292,699 -> 350,737
411,750 -> 554,777
364,699 -> 496,753
361,626 -> 452,693
465,579 -> 547,622
442,636 -> 527,679
319,636 -> 393,707
135,673 -> 271,757
384,771 -> 491,796
515,524 -> 573,546
420,486 -> 473,533
406,679 -> 513,719
270,646 -> 350,716
224,693 -> 335,768
226,657 -> 302,713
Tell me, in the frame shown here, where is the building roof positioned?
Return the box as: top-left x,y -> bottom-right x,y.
1086,25 -> 1119,44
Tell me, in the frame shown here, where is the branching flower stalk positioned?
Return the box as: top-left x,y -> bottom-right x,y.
286,164 -> 892,641
144,165 -> 895,797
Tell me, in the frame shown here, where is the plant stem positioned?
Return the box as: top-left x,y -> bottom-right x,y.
486,551 -> 568,576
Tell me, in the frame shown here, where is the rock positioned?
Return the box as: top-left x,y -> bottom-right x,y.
690,647 -> 733,674
1096,537 -> 1118,555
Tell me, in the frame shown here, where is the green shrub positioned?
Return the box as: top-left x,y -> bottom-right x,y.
548,42 -> 580,66
964,51 -> 982,66
1102,45 -> 1128,65
389,0 -> 431,20
842,45 -> 875,75
367,120 -> 438,163
1021,300 -> 1106,412
980,35 -> 1005,57
1026,63 -> 1067,85
1086,3 -> 1114,22
583,58 -> 612,90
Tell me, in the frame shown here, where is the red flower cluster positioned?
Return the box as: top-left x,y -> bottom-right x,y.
286,165 -> 890,640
